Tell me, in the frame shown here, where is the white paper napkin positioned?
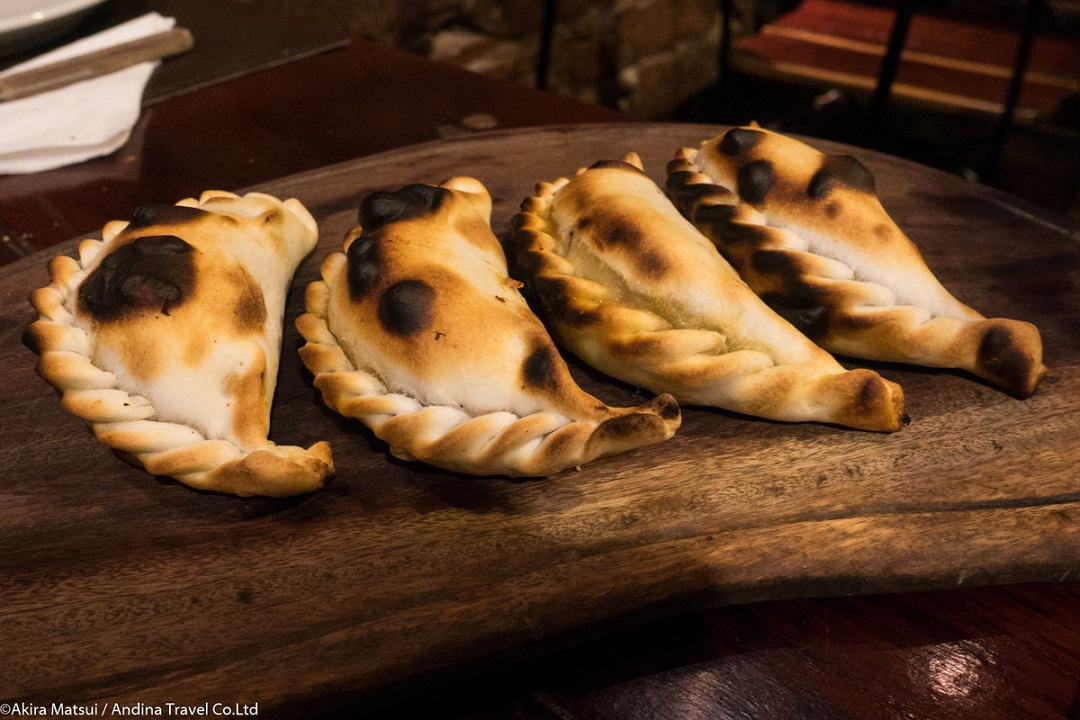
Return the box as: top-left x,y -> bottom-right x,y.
0,12 -> 176,175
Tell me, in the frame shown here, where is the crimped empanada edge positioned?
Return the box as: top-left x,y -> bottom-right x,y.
295,245 -> 681,478
506,165 -> 908,433
27,191 -> 334,498
665,141 -> 1047,399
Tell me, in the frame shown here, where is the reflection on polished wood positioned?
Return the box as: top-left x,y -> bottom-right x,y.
1,8 -> 1079,720
519,583 -> 1080,720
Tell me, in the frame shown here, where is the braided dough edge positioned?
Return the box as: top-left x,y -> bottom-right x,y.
505,162 -> 907,433
27,191 -> 334,498
295,249 -> 680,477
666,145 -> 1047,398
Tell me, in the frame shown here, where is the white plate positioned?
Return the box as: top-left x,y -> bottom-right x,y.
0,0 -> 109,57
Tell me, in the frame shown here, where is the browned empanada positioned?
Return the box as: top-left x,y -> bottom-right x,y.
666,125 -> 1046,397
295,177 -> 681,476
506,154 -> 907,432
29,191 -> 334,497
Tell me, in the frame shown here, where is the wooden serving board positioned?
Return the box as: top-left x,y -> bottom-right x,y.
2,123 -> 1078,710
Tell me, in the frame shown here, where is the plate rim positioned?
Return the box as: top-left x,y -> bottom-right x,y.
0,0 -> 108,35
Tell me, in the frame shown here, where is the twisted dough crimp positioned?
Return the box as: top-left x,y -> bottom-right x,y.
28,191 -> 333,497
505,155 -> 907,432
666,126 -> 1046,398
295,177 -> 680,477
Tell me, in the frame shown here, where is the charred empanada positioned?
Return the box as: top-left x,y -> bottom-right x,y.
295,177 -> 680,476
666,125 -> 1046,398
506,154 -> 907,432
29,191 -> 334,497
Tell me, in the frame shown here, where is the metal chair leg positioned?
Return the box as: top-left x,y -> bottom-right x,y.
537,0 -> 558,90
868,0 -> 920,141
983,0 -> 1045,181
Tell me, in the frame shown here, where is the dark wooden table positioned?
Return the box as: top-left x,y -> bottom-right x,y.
2,5 -> 1079,720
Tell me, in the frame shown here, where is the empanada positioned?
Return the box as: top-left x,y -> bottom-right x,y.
506,154 -> 907,432
666,125 -> 1046,398
29,190 -> 334,497
295,177 -> 680,476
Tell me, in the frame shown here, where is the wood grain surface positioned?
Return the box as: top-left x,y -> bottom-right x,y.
2,123 -> 1078,711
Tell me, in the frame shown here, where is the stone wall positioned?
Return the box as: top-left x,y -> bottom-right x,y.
247,0 -> 736,119
245,0 -> 1080,118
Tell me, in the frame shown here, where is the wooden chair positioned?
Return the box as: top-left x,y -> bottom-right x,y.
721,0 -> 1080,178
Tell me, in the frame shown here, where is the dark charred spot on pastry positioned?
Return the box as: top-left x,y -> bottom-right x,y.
807,155 -> 876,200
763,294 -> 830,341
522,343 -> 561,391
751,250 -> 830,337
849,371 -> 907,429
637,249 -> 669,279
598,412 -> 654,441
750,247 -> 805,278
378,279 -> 435,337
233,267 -> 267,331
872,223 -> 893,242
536,426 -> 578,464
977,325 -> 1036,397
693,202 -> 738,224
590,218 -> 669,278
346,236 -> 381,299
854,373 -> 887,415
695,204 -> 766,246
666,172 -> 737,207
978,325 -> 1012,366
359,184 -> 449,229
720,127 -> 764,155
604,219 -> 643,248
587,159 -> 648,176
504,235 -> 542,285
538,277 -> 601,328
653,394 -> 681,421
737,160 -> 775,206
78,235 -> 195,320
126,203 -> 209,230
835,310 -> 877,333
595,394 -> 680,442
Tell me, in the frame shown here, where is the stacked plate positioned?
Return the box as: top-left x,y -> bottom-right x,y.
0,0 -> 108,57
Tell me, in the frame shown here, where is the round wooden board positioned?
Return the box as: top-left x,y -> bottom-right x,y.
2,123 -> 1078,710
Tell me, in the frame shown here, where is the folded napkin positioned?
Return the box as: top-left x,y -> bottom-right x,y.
0,12 -> 176,175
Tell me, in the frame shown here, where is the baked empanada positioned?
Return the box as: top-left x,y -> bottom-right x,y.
666,125 -> 1046,398
29,190 -> 334,497
506,154 -> 907,432
295,177 -> 680,476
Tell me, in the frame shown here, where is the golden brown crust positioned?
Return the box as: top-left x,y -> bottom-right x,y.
29,191 -> 333,497
506,154 -> 907,432
295,176 -> 680,477
666,126 -> 1046,397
